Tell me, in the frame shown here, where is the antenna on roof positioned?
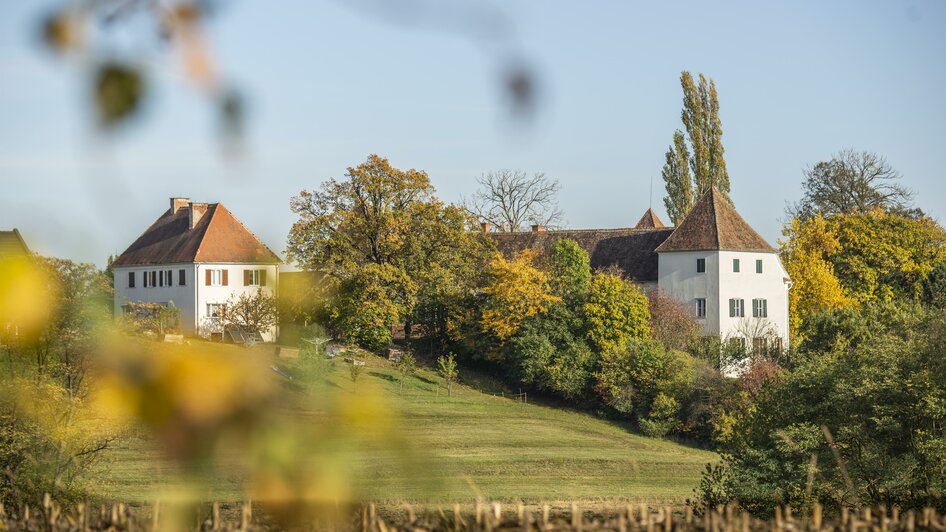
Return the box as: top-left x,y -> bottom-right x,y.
649,176 -> 653,209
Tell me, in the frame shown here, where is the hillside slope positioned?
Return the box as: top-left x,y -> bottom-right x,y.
97,349 -> 716,504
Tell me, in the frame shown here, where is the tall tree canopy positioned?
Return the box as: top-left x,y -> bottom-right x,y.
467,170 -> 564,231
781,209 -> 946,338
286,154 -> 491,348
662,71 -> 730,224
790,149 -> 915,220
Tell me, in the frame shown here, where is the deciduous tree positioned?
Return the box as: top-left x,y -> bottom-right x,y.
681,72 -> 729,197
221,288 -> 278,339
780,215 -> 851,339
437,353 -> 459,397
481,249 -> 559,341
286,154 -> 492,348
789,149 -> 914,220
584,272 -> 650,355
467,170 -> 564,231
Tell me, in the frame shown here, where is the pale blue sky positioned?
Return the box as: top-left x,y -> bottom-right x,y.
1,0 -> 945,266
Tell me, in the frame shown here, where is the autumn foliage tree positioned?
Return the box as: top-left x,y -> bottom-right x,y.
286,154 -> 491,349
584,272 -> 651,355
481,249 -> 559,341
781,210 -> 946,340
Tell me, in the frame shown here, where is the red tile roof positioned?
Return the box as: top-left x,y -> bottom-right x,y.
113,202 -> 280,266
491,227 -> 674,283
655,187 -> 774,253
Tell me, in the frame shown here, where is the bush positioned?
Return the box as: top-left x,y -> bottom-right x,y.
702,304 -> 946,514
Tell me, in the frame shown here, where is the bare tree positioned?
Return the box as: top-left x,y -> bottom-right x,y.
221,288 -> 278,338
789,149 -> 915,219
466,170 -> 564,231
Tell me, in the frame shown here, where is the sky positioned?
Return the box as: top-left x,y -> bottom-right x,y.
1,0 -> 945,267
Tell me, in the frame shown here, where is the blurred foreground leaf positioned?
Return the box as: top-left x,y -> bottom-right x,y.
94,62 -> 145,128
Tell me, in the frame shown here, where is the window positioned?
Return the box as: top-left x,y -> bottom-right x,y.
206,269 -> 227,286
166,270 -> 172,286
729,298 -> 745,318
752,298 -> 768,318
244,269 -> 265,286
206,303 -> 226,319
695,298 -> 706,318
158,269 -> 163,287
179,269 -> 186,286
128,271 -> 135,288
756,259 -> 763,274
151,271 -> 157,287
752,337 -> 768,356
696,258 -> 706,273
733,258 -> 740,272
143,271 -> 149,288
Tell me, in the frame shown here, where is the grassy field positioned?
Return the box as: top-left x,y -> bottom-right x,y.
94,347 -> 716,505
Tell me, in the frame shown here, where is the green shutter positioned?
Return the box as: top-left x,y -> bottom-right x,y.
729,299 -> 735,317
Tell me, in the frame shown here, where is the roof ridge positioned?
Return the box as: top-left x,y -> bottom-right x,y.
711,188 -> 721,249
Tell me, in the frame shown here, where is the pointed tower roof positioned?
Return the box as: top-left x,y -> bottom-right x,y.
634,208 -> 666,229
655,187 -> 774,253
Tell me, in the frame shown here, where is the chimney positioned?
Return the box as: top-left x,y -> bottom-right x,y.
531,224 -> 546,234
170,197 -> 190,214
480,222 -> 491,233
188,202 -> 209,229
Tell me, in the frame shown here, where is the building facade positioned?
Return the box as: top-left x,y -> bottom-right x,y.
491,188 -> 791,370
112,198 -> 281,341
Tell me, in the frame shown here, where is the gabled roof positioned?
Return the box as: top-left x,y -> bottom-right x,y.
0,229 -> 30,258
634,208 -> 666,229
655,187 -> 774,253
491,227 -> 674,283
113,203 -> 280,266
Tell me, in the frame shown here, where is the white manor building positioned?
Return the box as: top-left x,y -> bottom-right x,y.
492,187 -> 791,360
112,198 -> 281,341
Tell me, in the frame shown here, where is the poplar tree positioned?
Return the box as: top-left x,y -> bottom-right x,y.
663,71 -> 730,222
681,71 -> 729,196
661,130 -> 693,225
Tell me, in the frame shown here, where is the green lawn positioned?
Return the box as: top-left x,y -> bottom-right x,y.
94,348 -> 716,505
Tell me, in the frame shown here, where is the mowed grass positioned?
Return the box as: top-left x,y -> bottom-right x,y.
94,348 -> 716,505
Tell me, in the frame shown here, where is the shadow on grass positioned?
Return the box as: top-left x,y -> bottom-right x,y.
369,371 -> 397,383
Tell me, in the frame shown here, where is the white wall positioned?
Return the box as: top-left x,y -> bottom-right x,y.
658,250 -> 791,351
114,262 -> 280,341
657,251 -> 720,336
716,251 -> 790,347
113,264 -> 198,332
194,263 -> 279,341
